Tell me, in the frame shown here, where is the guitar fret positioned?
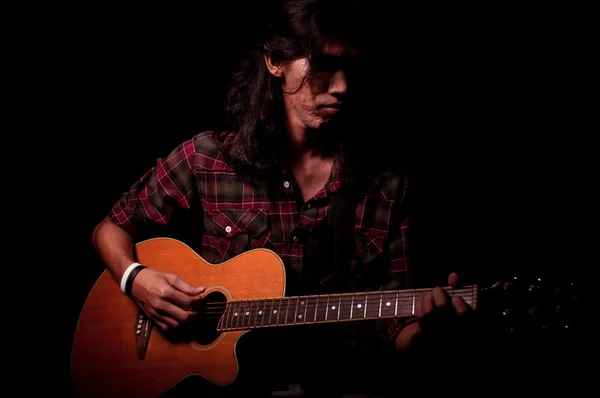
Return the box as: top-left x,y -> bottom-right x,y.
226,301 -> 233,329
289,298 -> 297,325
268,298 -> 274,326
327,295 -> 339,321
234,300 -> 242,329
227,301 -> 234,330
277,299 -> 283,325
252,300 -> 259,328
272,298 -> 282,326
250,300 -> 258,328
258,300 -> 267,328
237,300 -> 244,328
315,296 -> 327,322
379,292 -> 396,318
338,294 -> 352,321
221,301 -> 230,330
242,300 -> 251,328
302,296 -> 309,323
293,298 -> 299,324
257,299 -> 265,327
238,300 -> 246,328
293,297 -> 307,324
325,295 -> 341,321
366,293 -> 380,318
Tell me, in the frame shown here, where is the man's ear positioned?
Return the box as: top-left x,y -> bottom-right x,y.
264,54 -> 284,77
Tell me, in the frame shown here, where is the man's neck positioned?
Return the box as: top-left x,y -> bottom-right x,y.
283,134 -> 335,203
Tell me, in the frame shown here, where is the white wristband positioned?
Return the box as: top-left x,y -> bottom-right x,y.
120,262 -> 143,294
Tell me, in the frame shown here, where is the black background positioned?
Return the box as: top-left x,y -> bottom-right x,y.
15,1 -> 592,395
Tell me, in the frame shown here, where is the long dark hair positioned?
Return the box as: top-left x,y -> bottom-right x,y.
218,0 -> 380,182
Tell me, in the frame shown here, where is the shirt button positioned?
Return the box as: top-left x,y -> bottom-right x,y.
283,181 -> 290,188
306,203 -> 311,209
225,226 -> 232,233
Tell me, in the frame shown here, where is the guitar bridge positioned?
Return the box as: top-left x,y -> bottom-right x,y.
135,311 -> 152,360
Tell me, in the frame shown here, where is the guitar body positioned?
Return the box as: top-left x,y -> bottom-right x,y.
71,237 -> 286,398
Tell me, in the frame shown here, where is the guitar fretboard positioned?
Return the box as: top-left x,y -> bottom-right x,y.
216,286 -> 477,331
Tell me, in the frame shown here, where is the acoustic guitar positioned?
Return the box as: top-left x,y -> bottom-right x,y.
71,237 -> 581,397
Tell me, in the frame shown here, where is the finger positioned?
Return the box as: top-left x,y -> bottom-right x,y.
422,294 -> 435,315
169,275 -> 206,296
152,317 -> 170,333
432,287 -> 450,309
164,288 -> 204,312
155,300 -> 198,325
142,304 -> 180,329
452,296 -> 470,315
415,298 -> 424,316
448,272 -> 459,288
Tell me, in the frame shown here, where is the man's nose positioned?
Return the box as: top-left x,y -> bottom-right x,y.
329,69 -> 348,95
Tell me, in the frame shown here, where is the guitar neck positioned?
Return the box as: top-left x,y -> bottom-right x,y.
217,286 -> 478,331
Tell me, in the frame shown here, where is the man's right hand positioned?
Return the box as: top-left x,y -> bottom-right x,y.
130,268 -> 205,333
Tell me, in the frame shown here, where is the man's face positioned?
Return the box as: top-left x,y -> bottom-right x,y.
279,43 -> 359,131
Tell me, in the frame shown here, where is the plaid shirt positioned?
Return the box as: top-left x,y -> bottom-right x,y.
109,130 -> 413,367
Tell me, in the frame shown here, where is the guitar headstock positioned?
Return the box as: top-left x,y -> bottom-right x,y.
477,274 -> 582,338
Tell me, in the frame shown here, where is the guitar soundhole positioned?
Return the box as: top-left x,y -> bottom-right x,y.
163,291 -> 227,345
193,291 -> 228,345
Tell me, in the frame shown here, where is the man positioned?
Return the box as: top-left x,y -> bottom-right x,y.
91,0 -> 472,396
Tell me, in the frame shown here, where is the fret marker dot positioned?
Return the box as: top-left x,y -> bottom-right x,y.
357,304 -> 362,308
386,302 -> 391,306
258,311 -> 263,315
298,314 -> 303,319
331,306 -> 336,310
273,310 -> 277,313
245,312 -> 249,316
234,312 -> 238,316
300,301 -> 305,305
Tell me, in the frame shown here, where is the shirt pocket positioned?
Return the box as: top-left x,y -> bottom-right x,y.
207,208 -> 270,261
355,228 -> 387,265
350,228 -> 389,290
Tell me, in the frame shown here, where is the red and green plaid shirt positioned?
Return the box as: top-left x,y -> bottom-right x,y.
108,130 -> 413,365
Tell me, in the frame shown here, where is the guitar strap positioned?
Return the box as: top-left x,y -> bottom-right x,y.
329,187 -> 359,289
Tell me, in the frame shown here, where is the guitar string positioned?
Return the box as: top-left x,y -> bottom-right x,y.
199,290 -> 475,315
197,288 -> 474,312
199,289 -> 474,310
205,295 -> 476,329
197,292 -> 476,321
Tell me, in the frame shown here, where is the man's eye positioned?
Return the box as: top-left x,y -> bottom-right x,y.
313,56 -> 357,73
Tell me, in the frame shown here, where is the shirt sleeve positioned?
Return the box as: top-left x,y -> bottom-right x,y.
376,172 -> 415,351
107,137 -> 199,235
376,213 -> 414,351
339,171 -> 415,364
